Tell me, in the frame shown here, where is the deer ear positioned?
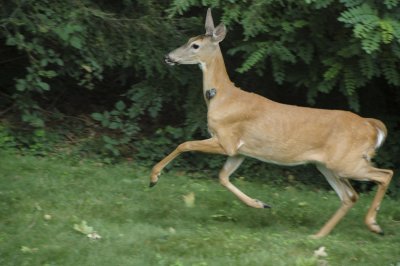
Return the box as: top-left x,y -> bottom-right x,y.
212,23 -> 226,43
205,8 -> 214,35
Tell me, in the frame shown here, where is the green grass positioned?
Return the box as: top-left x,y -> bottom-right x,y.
0,152 -> 399,266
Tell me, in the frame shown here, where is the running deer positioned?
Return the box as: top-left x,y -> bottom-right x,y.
150,8 -> 393,238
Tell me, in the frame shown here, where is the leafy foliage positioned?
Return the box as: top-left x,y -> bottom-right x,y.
0,0 -> 201,156
167,0 -> 400,111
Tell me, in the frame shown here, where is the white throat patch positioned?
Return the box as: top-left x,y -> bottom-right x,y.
199,62 -> 206,71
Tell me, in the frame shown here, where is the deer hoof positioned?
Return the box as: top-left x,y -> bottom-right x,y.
149,181 -> 158,188
149,170 -> 161,188
263,203 -> 271,209
254,199 -> 271,209
366,221 -> 384,235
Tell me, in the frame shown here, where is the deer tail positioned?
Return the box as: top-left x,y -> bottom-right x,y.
366,118 -> 387,149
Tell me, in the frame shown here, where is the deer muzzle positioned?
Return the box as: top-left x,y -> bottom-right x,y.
164,54 -> 177,66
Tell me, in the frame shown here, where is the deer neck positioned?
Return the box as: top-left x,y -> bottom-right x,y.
200,47 -> 234,99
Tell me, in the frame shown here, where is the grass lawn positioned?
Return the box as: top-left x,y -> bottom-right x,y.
0,151 -> 399,266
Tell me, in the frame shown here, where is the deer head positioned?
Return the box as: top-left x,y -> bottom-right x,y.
164,8 -> 227,66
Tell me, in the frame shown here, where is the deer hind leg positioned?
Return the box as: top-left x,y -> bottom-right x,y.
353,167 -> 393,235
219,156 -> 270,209
312,165 -> 359,238
150,138 -> 226,187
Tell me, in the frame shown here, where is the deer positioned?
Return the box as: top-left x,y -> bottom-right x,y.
150,8 -> 393,238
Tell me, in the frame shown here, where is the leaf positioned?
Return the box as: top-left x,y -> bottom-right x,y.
42,70 -> 57,78
22,112 -> 45,127
70,36 -> 82,49
16,79 -> 26,91
271,57 -> 285,84
21,246 -> 39,254
91,112 -> 103,121
382,58 -> 400,86
323,63 -> 342,80
82,64 -> 92,72
360,31 -> 381,54
103,135 -> 118,145
298,201 -> 308,207
384,0 -> 399,9
73,220 -> 94,235
5,36 -> 17,46
314,246 -> 328,257
183,192 -> 195,208
87,232 -> 102,240
40,59 -> 48,67
73,221 -> 101,240
379,20 -> 394,44
359,56 -> 378,79
115,101 -> 126,111
55,58 -> 64,66
38,81 -> 50,91
34,129 -> 45,137
237,43 -> 269,73
108,122 -> 120,129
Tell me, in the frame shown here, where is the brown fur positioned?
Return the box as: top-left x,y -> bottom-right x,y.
152,8 -> 393,238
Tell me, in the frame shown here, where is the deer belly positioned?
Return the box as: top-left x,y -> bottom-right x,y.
237,139 -> 315,166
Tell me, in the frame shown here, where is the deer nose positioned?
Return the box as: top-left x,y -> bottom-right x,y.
164,54 -> 170,62
164,54 -> 176,66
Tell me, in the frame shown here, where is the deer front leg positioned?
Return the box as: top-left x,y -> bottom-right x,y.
150,138 -> 226,187
219,156 -> 271,209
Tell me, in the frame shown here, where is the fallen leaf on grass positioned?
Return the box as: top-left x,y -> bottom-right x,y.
298,201 -> 308,207
183,192 -> 195,208
21,246 -> 38,254
314,246 -> 329,266
87,232 -> 102,240
314,246 -> 328,257
74,220 -> 94,235
73,220 -> 102,240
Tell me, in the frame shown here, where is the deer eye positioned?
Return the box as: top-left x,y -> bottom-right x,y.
191,43 -> 200,49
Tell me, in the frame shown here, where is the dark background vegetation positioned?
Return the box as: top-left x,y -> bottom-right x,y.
0,0 -> 399,194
